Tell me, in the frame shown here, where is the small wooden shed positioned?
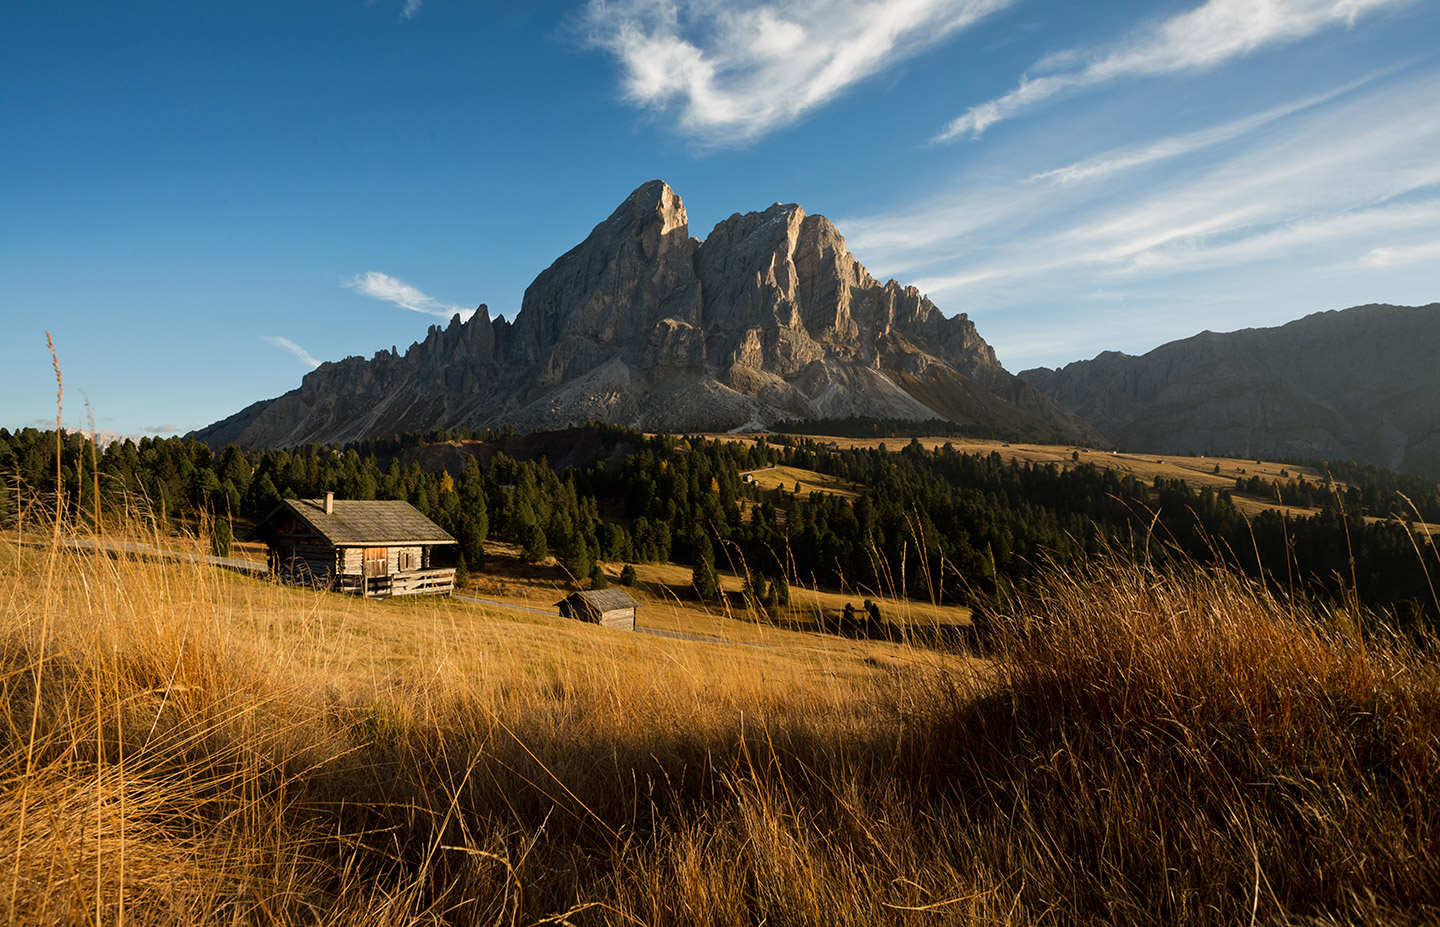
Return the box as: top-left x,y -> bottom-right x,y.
556,588 -> 638,631
249,493 -> 458,597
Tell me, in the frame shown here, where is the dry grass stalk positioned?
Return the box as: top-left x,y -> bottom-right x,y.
0,512 -> 1435,924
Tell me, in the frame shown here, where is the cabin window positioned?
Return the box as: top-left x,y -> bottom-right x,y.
362,547 -> 388,577
398,549 -> 418,572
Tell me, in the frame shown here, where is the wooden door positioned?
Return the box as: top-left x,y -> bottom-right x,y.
362,547 -> 388,578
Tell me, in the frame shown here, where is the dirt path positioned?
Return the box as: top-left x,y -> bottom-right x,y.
56,537 -> 269,575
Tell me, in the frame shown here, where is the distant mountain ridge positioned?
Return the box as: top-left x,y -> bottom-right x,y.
1019,304 -> 1440,478
192,181 -> 1102,449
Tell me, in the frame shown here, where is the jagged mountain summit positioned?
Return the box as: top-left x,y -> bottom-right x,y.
1019,304 -> 1440,478
192,181 -> 1103,449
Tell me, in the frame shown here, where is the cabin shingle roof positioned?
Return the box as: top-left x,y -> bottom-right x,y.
558,589 -> 638,612
257,498 -> 456,546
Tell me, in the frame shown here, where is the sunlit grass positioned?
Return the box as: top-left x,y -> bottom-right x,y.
0,509 -> 1436,924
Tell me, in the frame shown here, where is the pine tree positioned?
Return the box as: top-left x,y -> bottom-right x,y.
601,523 -> 631,562
692,556 -> 719,601
243,473 -> 281,518
459,456 -> 488,535
216,445 -> 251,496
520,520 -> 548,563
770,572 -> 790,607
189,467 -> 222,508
211,516 -> 232,558
744,574 -> 768,613
620,563 -> 638,586
571,541 -> 596,583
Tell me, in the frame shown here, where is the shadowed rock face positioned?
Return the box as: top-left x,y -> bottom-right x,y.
1019,304 -> 1440,478
191,181 -> 1104,449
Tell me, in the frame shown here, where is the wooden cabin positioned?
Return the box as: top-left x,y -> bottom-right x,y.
249,493 -> 458,597
556,588 -> 638,631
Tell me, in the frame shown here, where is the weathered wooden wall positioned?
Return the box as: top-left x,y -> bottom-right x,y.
274,544 -> 338,587
338,545 -> 424,575
597,608 -> 635,631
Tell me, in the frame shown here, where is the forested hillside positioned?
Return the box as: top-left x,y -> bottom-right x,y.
2,424 -> 1437,626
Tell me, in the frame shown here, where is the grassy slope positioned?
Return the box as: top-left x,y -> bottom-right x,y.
716,433 -> 1440,530
2,520 -> 1437,925
740,464 -> 864,500
233,534 -> 974,648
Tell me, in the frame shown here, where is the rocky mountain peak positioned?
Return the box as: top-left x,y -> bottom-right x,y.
190,181 -> 1105,449
508,180 -> 702,381
604,179 -> 691,249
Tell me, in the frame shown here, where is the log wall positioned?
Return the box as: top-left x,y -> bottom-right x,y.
275,544 -> 338,588
339,546 -> 425,575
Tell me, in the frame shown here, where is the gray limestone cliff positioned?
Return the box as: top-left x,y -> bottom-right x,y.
192,181 -> 1103,449
1019,304 -> 1440,478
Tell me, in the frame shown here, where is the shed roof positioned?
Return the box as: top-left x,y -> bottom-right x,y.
251,498 -> 456,546
557,589 -> 638,612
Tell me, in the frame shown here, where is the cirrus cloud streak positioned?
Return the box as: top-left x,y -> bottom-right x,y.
582,0 -> 1016,146
852,69 -> 1440,288
840,64 -> 1440,366
344,271 -> 473,320
263,336 -> 323,369
935,0 -> 1412,141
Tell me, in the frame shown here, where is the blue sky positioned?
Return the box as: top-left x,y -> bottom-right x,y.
2,0 -> 1437,438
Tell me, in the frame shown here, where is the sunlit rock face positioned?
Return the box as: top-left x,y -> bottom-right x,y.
192,181 -> 1102,449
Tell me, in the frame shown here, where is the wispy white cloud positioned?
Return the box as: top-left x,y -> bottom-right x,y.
935,0 -> 1411,141
581,0 -> 1016,146
401,0 -> 422,20
836,62 -> 1440,368
1025,71 -> 1385,185
263,336 -> 323,369
1100,197 -> 1440,278
344,271 -> 473,320
907,167 -> 1440,303
1046,104 -> 1440,278
850,69 -> 1440,293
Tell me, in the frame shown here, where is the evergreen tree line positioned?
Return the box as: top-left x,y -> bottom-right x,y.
1258,456 -> 1440,522
1,426 -> 1436,627
774,437 -> 1439,623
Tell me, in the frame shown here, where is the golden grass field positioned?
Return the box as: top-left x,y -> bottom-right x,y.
227,535 -> 973,652
2,501 -> 1437,925
738,464 -> 865,501
157,545 -> 965,699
